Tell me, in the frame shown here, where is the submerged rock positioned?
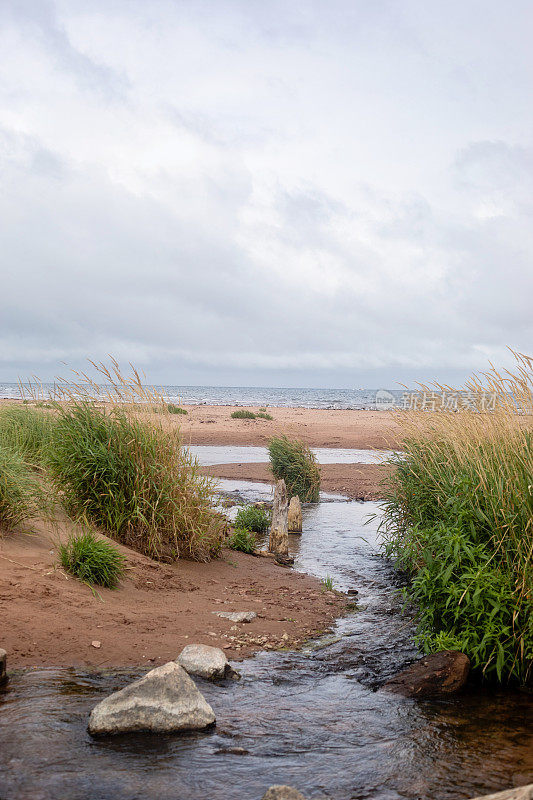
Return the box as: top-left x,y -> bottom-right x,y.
262,786 -> 306,800
0,649 -> 7,686
468,785 -> 533,800
88,661 -> 215,736
214,611 -> 257,623
176,644 -> 240,680
382,650 -> 470,698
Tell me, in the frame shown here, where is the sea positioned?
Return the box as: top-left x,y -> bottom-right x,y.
0,383 -> 406,410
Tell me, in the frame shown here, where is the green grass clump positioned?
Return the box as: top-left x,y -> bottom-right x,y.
234,505 -> 270,533
0,405 -> 55,466
256,411 -> 273,420
0,445 -> 43,530
167,403 -> 188,415
227,528 -> 257,554
47,403 -> 225,562
231,410 -> 256,419
268,435 -> 320,502
321,575 -> 335,591
381,355 -> 533,685
59,530 -> 125,588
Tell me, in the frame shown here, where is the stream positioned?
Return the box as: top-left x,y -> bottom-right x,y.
0,449 -> 531,800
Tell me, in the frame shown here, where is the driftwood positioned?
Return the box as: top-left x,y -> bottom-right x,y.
268,479 -> 289,555
287,496 -> 302,533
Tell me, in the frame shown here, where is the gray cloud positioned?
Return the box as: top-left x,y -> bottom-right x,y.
0,0 -> 531,386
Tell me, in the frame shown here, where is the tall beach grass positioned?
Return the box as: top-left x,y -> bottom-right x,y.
0,445 -> 44,531
14,361 -> 225,562
381,351 -> 533,685
269,435 -> 320,502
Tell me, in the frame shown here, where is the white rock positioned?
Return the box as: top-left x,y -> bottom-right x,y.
88,661 -> 215,736
214,611 -> 257,623
177,644 -> 237,680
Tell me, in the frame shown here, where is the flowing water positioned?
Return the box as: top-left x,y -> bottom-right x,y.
1,485 -> 531,800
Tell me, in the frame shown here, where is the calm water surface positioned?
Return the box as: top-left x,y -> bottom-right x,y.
186,445 -> 395,465
1,493 -> 531,800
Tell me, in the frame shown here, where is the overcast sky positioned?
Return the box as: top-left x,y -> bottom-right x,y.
0,0 -> 531,388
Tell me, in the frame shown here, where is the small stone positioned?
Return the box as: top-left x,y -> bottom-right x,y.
261,786 -> 307,800
176,643 -> 240,681
91,641 -> 101,649
214,611 -> 257,623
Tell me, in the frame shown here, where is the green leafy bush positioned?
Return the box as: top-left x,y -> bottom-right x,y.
384,521 -> 531,683
59,530 -> 125,588
227,528 -> 257,554
257,411 -> 273,420
234,505 -> 270,533
231,410 -> 256,419
0,405 -> 55,466
381,380 -> 533,685
0,445 -> 43,530
167,403 -> 187,415
47,403 -> 225,562
268,435 -> 320,502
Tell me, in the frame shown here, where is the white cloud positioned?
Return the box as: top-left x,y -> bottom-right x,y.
0,0 -> 531,386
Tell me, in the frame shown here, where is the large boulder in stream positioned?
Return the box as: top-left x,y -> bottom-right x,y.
88,661 -> 215,736
176,644 -> 240,680
262,787 -> 307,800
383,650 -> 470,698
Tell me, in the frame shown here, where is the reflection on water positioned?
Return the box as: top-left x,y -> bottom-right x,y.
186,444 -> 396,466
1,496 -> 531,800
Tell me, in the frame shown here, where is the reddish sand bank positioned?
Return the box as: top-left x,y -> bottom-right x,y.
177,405 -> 400,450
1,519 -> 345,670
0,404 -> 392,669
203,462 -> 393,501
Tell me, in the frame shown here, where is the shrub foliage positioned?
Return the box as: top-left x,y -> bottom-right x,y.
227,528 -> 257,554
0,445 -> 43,530
381,352 -> 533,685
234,505 -> 270,533
231,410 -> 256,419
268,435 -> 320,502
47,403 -> 225,562
59,530 -> 125,588
0,405 -> 55,466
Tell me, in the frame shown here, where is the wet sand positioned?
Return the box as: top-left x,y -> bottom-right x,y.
202,462 -> 393,500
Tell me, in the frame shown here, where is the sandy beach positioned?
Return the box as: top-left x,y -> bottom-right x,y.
177,405 -> 400,449
1,404 -> 393,668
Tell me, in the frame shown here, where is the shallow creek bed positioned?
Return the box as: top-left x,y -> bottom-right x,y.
0,482 -> 531,799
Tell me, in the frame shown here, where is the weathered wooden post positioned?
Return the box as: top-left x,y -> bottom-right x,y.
288,496 -> 302,533
269,479 -> 289,555
0,649 -> 7,686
